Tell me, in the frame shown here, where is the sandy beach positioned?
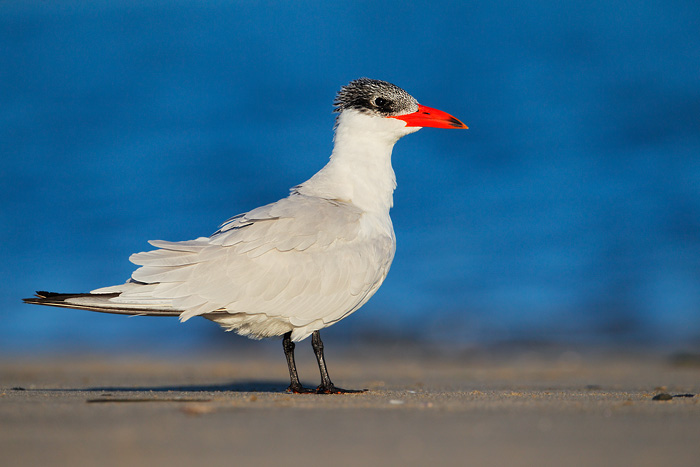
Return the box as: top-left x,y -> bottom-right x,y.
1,347 -> 698,466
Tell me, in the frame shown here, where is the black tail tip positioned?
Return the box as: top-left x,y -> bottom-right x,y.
35,291 -> 58,298
23,291 -> 70,304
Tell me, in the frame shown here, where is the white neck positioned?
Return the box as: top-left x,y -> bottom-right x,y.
295,110 -> 420,214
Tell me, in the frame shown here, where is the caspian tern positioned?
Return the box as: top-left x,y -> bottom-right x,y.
24,78 -> 467,394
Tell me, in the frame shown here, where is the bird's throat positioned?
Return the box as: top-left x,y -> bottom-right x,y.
297,111 -> 410,214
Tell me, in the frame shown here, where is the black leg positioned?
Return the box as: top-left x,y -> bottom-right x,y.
311,330 -> 366,394
283,332 -> 314,393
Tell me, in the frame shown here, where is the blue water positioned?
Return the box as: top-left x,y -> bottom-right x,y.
2,0 -> 700,352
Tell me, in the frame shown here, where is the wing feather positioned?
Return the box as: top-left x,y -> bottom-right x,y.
110,193 -> 394,340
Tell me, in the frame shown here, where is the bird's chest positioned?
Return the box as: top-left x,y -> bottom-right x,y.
357,211 -> 395,244
355,212 -> 396,269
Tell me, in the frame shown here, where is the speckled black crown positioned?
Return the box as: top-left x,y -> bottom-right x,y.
333,78 -> 419,117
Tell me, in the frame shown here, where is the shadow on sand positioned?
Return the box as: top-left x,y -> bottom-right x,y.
19,381 -> 292,394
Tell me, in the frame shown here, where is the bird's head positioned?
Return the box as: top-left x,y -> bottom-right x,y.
333,78 -> 467,139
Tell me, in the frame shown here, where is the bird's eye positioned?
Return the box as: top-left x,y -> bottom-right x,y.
374,97 -> 388,107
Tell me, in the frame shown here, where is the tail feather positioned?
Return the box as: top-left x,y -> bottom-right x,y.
23,291 -> 183,317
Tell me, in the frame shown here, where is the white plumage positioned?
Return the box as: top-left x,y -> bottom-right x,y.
91,109 -> 411,341
25,78 -> 467,393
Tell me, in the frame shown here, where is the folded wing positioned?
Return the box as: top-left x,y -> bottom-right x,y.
95,194 -> 395,341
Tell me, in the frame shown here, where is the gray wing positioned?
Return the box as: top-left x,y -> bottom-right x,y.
95,194 -> 395,340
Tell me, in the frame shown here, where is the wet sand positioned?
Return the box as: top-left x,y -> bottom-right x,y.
1,348 -> 699,466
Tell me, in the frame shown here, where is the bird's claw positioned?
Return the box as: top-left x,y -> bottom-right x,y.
315,384 -> 367,394
286,384 -> 317,394
286,384 -> 367,394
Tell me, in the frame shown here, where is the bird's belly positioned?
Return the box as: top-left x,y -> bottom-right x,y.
207,235 -> 395,341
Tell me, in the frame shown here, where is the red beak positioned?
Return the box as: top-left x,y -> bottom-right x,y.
389,104 -> 468,129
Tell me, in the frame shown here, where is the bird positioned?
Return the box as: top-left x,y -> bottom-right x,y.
24,78 -> 467,394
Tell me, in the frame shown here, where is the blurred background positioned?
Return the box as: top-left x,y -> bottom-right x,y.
2,0 -> 699,355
